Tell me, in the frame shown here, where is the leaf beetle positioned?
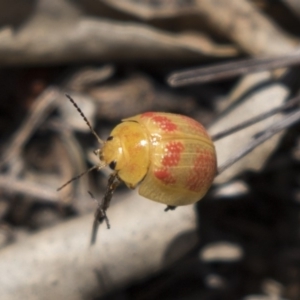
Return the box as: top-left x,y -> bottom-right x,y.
58,95 -> 217,243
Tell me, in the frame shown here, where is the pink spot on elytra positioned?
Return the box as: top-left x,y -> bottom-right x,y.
141,112 -> 177,132
141,112 -> 155,118
186,148 -> 215,192
153,115 -> 177,132
162,141 -> 184,167
154,168 -> 176,185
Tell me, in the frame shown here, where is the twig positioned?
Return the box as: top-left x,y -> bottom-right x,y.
168,51 -> 300,87
0,87 -> 60,170
65,65 -> 115,91
217,108 -> 300,174
0,175 -> 59,202
211,95 -> 300,141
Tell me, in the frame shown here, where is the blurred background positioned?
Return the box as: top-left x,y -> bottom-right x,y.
1,0 -> 300,299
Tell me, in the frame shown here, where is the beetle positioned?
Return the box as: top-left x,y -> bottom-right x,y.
58,95 -> 217,244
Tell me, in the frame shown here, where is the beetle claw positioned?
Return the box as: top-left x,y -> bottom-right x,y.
97,208 -> 111,229
88,174 -> 120,245
90,208 -> 111,245
164,205 -> 176,212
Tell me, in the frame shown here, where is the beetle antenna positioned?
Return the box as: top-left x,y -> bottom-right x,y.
65,94 -> 104,145
57,165 -> 98,191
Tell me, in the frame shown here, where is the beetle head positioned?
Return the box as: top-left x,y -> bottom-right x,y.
98,135 -> 123,171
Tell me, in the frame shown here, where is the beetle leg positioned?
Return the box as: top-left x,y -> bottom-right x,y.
91,172 -> 120,245
164,205 -> 176,212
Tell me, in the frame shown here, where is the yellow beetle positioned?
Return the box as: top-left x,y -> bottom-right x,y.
58,95 -> 217,243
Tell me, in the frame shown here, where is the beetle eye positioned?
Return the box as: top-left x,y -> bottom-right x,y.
109,160 -> 117,170
107,136 -> 113,141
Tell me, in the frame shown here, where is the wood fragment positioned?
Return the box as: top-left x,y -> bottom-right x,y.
0,18 -> 238,66
0,176 -> 59,202
194,0 -> 297,55
100,0 -> 297,55
0,87 -> 60,170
